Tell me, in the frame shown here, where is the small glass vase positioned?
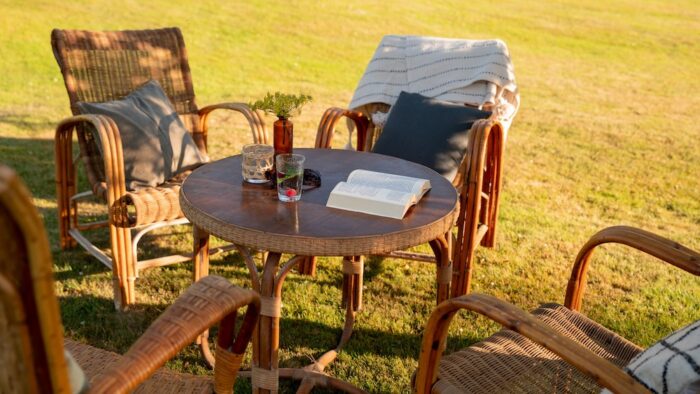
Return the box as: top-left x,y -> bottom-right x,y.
271,117 -> 293,186
273,117 -> 293,156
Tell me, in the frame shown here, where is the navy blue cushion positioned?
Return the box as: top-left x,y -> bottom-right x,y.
372,91 -> 491,181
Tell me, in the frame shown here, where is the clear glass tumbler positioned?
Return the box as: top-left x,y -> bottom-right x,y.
276,153 -> 305,202
241,144 -> 274,183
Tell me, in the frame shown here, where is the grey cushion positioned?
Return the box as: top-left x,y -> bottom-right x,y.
371,91 -> 491,181
77,80 -> 206,190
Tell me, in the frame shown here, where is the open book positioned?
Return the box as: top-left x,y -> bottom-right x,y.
326,170 -> 431,219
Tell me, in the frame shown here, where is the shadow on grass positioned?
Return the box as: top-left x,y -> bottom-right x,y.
0,113 -> 56,132
0,136 -> 57,199
59,291 -> 482,369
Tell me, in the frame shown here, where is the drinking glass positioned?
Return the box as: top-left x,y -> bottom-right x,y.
241,144 -> 274,183
276,154 -> 305,202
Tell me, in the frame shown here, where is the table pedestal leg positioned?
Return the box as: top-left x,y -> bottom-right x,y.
430,232 -> 452,304
195,247 -> 367,392
252,252 -> 282,394
305,256 -> 363,373
192,226 -> 217,367
341,256 -> 363,311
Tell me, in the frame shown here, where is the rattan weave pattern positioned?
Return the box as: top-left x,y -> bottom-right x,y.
65,339 -> 214,393
52,27 -> 204,194
0,165 -> 71,392
434,304 -> 642,393
52,28 -> 198,118
214,348 -> 244,394
117,183 -> 183,227
52,28 -> 268,308
113,169 -> 197,227
0,299 -> 27,393
180,191 -> 457,257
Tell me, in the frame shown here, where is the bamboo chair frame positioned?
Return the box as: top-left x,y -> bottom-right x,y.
413,225 -> 700,393
307,106 -> 505,302
51,27 -> 268,310
0,164 -> 261,393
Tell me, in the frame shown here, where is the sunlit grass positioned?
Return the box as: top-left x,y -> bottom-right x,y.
1,0 -> 699,392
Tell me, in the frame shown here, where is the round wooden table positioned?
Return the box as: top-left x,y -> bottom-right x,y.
180,148 -> 458,393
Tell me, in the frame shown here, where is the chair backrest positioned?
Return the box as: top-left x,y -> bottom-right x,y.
348,35 -> 519,151
51,28 -> 205,191
0,165 -> 70,392
51,28 -> 200,131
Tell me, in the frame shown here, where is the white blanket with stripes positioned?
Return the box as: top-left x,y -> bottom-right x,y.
349,35 -> 519,131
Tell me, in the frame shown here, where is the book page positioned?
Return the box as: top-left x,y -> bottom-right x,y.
326,182 -> 414,219
332,182 -> 412,205
347,169 -> 428,196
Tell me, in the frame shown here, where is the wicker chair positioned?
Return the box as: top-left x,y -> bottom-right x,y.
51,27 -> 268,310
307,107 -> 506,303
0,164 -> 260,393
413,226 -> 700,393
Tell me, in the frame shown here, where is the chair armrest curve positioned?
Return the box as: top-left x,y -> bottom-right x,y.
413,293 -> 648,394
199,102 -> 268,145
89,275 -> 260,394
315,107 -> 369,150
565,225 -> 700,311
55,114 -> 130,225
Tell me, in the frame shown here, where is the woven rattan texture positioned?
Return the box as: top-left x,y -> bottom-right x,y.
0,205 -> 30,393
65,340 -> 214,393
434,304 -> 642,393
182,197 -> 456,257
214,348 -> 243,394
52,28 -> 198,118
115,170 -> 194,227
52,28 -> 203,198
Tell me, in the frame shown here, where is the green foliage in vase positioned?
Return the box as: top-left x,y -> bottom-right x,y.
250,92 -> 312,119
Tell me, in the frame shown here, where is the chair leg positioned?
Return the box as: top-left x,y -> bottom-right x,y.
192,225 -> 216,367
55,125 -> 77,249
109,223 -> 135,310
297,256 -> 317,276
450,247 -> 475,298
481,124 -> 504,248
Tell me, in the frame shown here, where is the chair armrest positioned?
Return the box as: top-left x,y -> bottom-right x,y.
55,115 -> 130,226
450,119 -> 505,296
413,293 -> 648,394
198,102 -> 268,146
315,107 -> 369,150
89,275 -> 259,393
565,225 -> 700,311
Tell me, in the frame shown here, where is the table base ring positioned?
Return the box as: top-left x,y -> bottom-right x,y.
251,366 -> 279,392
238,368 -> 367,393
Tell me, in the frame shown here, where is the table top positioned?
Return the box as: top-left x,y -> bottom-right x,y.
180,148 -> 458,256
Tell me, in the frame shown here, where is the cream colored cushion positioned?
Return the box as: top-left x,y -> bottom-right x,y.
602,319 -> 700,394
65,350 -> 88,394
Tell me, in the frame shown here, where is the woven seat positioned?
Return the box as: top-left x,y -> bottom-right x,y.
51,27 -> 268,309
0,164 -> 260,393
413,226 -> 700,393
64,339 -> 215,393
434,304 -> 641,393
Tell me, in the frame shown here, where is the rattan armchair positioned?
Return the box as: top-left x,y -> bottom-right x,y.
0,164 -> 260,393
413,226 -> 700,393
51,27 -> 268,310
307,107 -> 505,303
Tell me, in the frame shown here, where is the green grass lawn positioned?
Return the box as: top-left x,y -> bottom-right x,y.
1,0 -> 699,392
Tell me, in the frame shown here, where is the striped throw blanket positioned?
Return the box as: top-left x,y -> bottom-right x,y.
349,35 -> 519,132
